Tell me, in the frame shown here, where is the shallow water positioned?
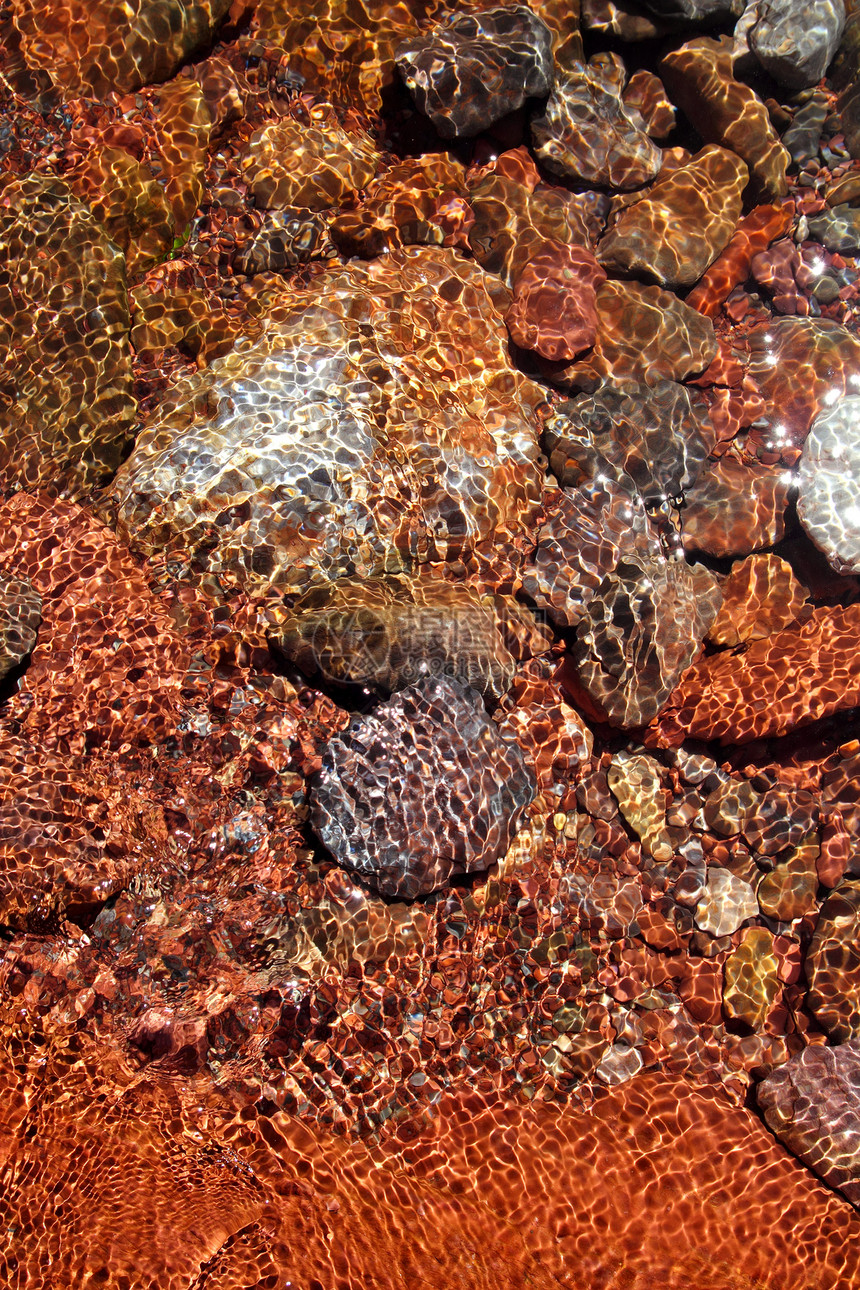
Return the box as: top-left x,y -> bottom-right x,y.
1,1 -> 860,1286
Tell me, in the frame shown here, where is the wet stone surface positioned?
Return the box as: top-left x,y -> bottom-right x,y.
310,676 -> 536,897
3,0 -> 860,1285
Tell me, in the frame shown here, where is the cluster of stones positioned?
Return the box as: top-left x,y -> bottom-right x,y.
2,0 -> 860,1283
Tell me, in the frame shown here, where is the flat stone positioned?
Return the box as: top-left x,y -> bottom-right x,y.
608,752 -> 673,860
707,554 -> 808,647
468,170 -> 608,286
310,676 -> 536,897
598,146 -> 748,288
557,279 -> 718,389
695,867 -> 758,937
758,1041 -> 860,1209
505,241 -> 606,360
660,36 -> 790,198
251,0 -> 422,115
0,175 -> 136,499
682,458 -> 790,558
652,603 -> 860,745
568,554 -> 723,728
395,6 -> 554,139
242,112 -> 381,211
703,778 -> 762,836
269,575 -> 516,702
9,0 -> 230,97
531,61 -> 662,189
748,0 -> 845,89
757,840 -> 820,921
113,248 -> 544,595
723,926 -> 781,1030
621,69 -> 676,138
797,397 -> 860,576
806,882 -> 860,1041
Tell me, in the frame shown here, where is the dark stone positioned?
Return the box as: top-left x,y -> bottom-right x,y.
310,676 -> 536,897
395,6 -> 554,139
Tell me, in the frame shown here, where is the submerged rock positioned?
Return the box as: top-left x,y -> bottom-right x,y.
310,676 -> 536,897
758,1041 -> 860,1209
544,380 -> 709,504
113,248 -> 544,594
0,176 -> 136,499
270,575 -> 517,701
395,6 -> 554,138
598,146 -> 748,287
747,0 -> 845,89
532,61 -> 663,189
0,570 -> 41,680
8,0 -> 230,97
797,397 -> 860,576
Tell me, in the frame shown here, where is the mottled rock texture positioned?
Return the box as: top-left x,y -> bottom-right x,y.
532,61 -> 663,189
598,146 -> 748,287
758,1041 -> 860,1208
395,6 -> 554,138
113,248 -> 544,594
8,0 -> 230,97
311,676 -> 536,897
0,176 -> 136,498
0,570 -> 41,680
797,397 -> 860,576
747,0 -> 845,88
270,575 -> 517,701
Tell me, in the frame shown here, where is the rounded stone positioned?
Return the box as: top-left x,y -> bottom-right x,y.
797,396 -> 860,576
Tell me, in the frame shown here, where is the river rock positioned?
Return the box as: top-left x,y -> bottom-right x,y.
806,882 -> 860,1041
758,1041 -> 860,1208
531,61 -> 662,190
797,397 -> 860,576
0,175 -> 136,499
598,146 -> 747,288
660,36 -> 789,198
558,279 -> 717,389
0,570 -> 41,680
113,248 -> 545,595
270,575 -> 517,702
395,6 -> 554,138
310,676 -> 536,897
747,0 -> 845,89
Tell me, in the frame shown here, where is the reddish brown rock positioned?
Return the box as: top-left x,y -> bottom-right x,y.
653,603 -> 860,745
686,202 -> 795,318
505,240 -> 606,360
660,36 -> 790,198
707,554 -> 808,646
598,146 -> 748,288
558,278 -> 718,389
0,175 -> 136,499
468,170 -> 607,285
242,109 -> 381,211
622,68 -> 676,138
757,840 -> 820,922
8,0 -> 230,97
818,812 -> 852,888
682,458 -> 790,557
746,318 -> 860,463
